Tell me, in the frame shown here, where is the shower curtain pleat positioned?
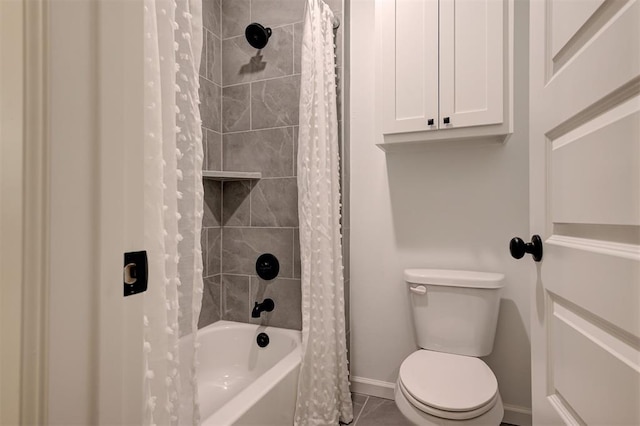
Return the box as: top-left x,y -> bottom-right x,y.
295,1 -> 354,424
143,0 -> 204,424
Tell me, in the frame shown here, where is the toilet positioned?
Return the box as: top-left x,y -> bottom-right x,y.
395,269 -> 505,426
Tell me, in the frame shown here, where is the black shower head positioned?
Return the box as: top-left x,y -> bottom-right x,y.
245,23 -> 272,49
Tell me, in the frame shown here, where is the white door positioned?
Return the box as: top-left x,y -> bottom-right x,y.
45,0 -> 145,423
529,0 -> 640,424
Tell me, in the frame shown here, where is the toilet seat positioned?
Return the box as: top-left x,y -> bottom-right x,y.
399,379 -> 499,420
398,350 -> 499,420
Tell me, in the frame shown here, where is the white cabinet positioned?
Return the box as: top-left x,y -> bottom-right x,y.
376,0 -> 512,149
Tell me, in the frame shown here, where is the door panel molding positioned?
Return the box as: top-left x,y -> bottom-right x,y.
550,0 -> 629,74
545,76 -> 639,142
551,302 -> 639,425
547,235 -> 640,260
21,0 -> 50,423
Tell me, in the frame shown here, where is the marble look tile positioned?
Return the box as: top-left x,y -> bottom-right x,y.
222,227 -> 294,277
344,279 -> 350,331
199,77 -> 221,132
177,254 -> 196,335
293,228 -> 300,278
222,26 -> 293,86
200,30 -> 208,78
221,274 -> 250,322
293,22 -> 303,74
198,275 -> 221,328
293,126 -> 299,176
250,277 -> 302,330
352,393 -> 368,424
356,396 -> 412,426
251,75 -> 301,130
203,179 -> 222,226
222,0 -> 250,39
222,84 -> 251,132
206,129 -> 222,171
223,127 -> 294,177
206,227 -> 221,276
201,225 -> 208,270
222,180 -> 251,226
201,127 -> 208,170
251,0 -> 305,28
206,31 -> 222,85
250,177 -> 298,227
203,0 -> 221,37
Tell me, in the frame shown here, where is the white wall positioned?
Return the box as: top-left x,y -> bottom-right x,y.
348,0 -> 533,420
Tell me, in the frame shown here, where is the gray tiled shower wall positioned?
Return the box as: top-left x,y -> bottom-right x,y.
197,0 -> 349,335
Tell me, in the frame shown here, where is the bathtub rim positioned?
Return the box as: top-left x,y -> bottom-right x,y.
196,320 -> 302,426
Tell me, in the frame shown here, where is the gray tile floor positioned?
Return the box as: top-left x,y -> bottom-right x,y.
349,393 -> 517,425
350,394 -> 412,426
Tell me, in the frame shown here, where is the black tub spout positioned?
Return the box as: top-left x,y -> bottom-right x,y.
251,298 -> 275,318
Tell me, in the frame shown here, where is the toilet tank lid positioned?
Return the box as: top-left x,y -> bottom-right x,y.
404,269 -> 505,288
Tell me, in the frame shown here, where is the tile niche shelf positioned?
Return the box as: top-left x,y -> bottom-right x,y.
202,170 -> 262,181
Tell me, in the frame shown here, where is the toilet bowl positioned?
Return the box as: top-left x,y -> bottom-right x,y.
395,269 -> 505,426
395,350 -> 503,425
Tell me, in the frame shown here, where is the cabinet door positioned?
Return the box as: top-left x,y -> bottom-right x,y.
439,0 -> 504,129
377,0 -> 439,135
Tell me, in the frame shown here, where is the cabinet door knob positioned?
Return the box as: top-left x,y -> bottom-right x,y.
443,117 -> 450,124
427,118 -> 434,126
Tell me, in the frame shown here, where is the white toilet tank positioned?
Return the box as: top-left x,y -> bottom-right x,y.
404,269 -> 504,357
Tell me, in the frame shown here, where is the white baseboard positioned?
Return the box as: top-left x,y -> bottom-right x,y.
503,403 -> 532,426
350,376 -> 395,400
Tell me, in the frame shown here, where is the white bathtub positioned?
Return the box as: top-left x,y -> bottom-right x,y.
183,320 -> 302,426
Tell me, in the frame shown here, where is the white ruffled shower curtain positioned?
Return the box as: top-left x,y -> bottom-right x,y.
295,1 -> 353,424
143,0 -> 204,424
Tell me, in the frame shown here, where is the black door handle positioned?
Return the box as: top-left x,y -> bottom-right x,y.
510,235 -> 543,262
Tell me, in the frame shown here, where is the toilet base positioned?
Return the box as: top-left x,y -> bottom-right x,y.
394,380 -> 504,426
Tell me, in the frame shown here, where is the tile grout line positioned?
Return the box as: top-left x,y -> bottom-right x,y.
219,181 -> 224,321
220,130 -> 223,171
203,225 -> 208,278
223,123 -> 297,135
223,73 -> 302,89
291,125 -> 295,176
249,80 -> 253,132
219,0 -> 224,323
221,225 -> 299,229
203,28 -> 208,80
292,21 -> 296,75
249,179 -> 253,227
353,395 -> 369,426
